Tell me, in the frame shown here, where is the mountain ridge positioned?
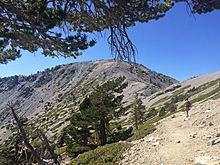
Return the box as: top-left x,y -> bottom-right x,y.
0,60 -> 177,142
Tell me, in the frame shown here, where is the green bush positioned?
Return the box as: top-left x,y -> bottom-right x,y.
109,127 -> 133,143
71,142 -> 132,165
171,96 -> 178,103
146,108 -> 157,118
159,107 -> 166,117
66,143 -> 96,158
191,87 -> 220,104
210,92 -> 220,100
172,85 -> 191,95
164,102 -> 177,113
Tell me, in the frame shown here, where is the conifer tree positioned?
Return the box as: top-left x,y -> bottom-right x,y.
132,94 -> 145,129
79,77 -> 127,145
1,1 -> 218,63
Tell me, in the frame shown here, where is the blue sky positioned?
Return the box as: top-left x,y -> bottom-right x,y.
0,3 -> 219,81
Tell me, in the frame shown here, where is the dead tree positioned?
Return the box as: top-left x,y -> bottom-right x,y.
36,129 -> 60,165
7,102 -> 45,165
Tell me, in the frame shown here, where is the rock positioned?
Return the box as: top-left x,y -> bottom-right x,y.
171,115 -> 176,119
206,135 -> 212,139
205,109 -> 211,113
207,138 -> 220,146
177,140 -> 181,143
184,118 -> 189,121
147,136 -> 162,142
214,138 -> 220,145
198,124 -> 206,128
195,156 -> 211,165
207,139 -> 216,146
201,120 -> 206,125
195,156 -> 220,165
216,132 -> 220,137
147,137 -> 154,142
208,122 -> 213,126
190,133 -> 197,139
147,136 -> 162,146
152,141 -> 160,146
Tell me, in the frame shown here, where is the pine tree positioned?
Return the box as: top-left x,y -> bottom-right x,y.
79,77 -> 128,145
132,94 -> 145,129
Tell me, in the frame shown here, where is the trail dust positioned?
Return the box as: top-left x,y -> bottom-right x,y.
120,99 -> 220,165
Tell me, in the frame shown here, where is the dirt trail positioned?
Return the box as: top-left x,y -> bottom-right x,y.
121,99 -> 220,165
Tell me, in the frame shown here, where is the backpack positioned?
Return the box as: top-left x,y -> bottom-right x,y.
186,101 -> 191,108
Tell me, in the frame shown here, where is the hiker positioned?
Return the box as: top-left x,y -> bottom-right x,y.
184,98 -> 191,118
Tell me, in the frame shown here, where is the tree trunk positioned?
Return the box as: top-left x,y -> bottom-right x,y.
99,119 -> 107,145
134,107 -> 138,130
37,129 -> 60,165
7,103 -> 44,165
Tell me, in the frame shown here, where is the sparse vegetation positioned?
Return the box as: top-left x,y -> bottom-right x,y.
152,96 -> 170,107
185,78 -> 220,99
191,87 -> 220,104
172,85 -> 191,96
210,92 -> 220,100
146,108 -> 158,119
71,142 -> 132,165
129,112 -> 172,141
159,107 -> 166,117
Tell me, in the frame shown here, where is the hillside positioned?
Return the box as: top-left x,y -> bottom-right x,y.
0,60 -> 177,142
121,98 -> 220,165
119,71 -> 220,165
62,70 -> 220,165
143,70 -> 220,110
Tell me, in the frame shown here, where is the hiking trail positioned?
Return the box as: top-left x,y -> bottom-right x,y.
120,99 -> 220,165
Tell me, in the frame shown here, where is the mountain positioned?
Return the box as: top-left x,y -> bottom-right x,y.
0,60 -> 177,142
1,59 -> 220,164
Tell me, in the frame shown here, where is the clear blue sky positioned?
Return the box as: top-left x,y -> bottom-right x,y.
0,3 -> 219,81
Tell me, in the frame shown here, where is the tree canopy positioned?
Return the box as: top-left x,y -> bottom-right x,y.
131,94 -> 145,129
0,0 -> 219,64
62,77 -> 130,157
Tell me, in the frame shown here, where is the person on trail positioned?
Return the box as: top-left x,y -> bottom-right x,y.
184,98 -> 191,118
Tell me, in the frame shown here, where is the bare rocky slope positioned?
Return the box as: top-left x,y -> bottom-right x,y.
0,60 -> 177,142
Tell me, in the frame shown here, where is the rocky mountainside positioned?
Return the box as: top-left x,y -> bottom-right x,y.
143,70 -> 220,109
0,60 -> 177,142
